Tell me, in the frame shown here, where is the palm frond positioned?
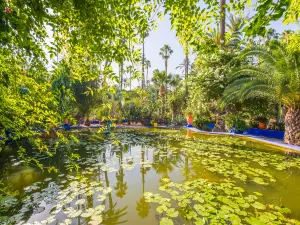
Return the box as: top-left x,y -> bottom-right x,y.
229,66 -> 270,81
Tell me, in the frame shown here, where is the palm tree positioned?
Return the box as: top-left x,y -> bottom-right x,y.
226,13 -> 246,48
159,45 -> 173,110
208,28 -> 221,45
176,58 -> 192,100
169,74 -> 182,94
145,59 -> 151,86
220,0 -> 226,47
220,43 -> 300,145
119,63 -> 124,90
152,69 -> 172,118
142,32 -> 149,89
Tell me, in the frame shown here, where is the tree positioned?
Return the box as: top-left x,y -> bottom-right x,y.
159,45 -> 173,114
145,59 -> 151,86
152,69 -> 172,119
169,74 -> 182,94
220,42 -> 300,145
226,13 -> 247,49
220,0 -> 226,47
176,57 -> 191,101
72,79 -> 102,123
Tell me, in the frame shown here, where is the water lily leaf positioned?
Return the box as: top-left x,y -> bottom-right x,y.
275,206 -> 291,214
252,177 -> 268,185
253,192 -> 263,196
166,208 -> 178,218
252,202 -> 266,210
81,208 -> 95,218
94,204 -> 105,213
68,209 -> 82,218
244,217 -> 266,225
187,210 -> 197,219
156,205 -> 168,214
160,217 -> 174,225
97,195 -> 106,201
143,192 -> 153,198
103,187 -> 112,194
194,218 -> 205,225
75,199 -> 85,205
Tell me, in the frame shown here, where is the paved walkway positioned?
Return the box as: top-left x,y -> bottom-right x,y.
187,127 -> 300,152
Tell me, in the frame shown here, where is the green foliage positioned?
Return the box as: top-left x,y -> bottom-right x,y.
225,114 -> 248,131
221,42 -> 300,109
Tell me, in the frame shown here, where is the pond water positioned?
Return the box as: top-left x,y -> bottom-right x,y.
1,128 -> 300,225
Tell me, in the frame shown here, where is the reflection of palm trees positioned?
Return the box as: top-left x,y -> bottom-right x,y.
114,145 -> 128,198
181,156 -> 190,181
136,147 -> 151,218
152,142 -> 181,179
102,151 -> 128,225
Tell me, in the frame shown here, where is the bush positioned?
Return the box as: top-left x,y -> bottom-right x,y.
193,116 -> 214,131
225,114 -> 248,131
173,115 -> 186,126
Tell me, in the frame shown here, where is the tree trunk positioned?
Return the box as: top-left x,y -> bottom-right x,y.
185,53 -> 189,103
284,108 -> 300,146
165,59 -> 168,118
212,114 -> 226,132
130,70 -> 132,90
120,63 -> 123,90
142,37 -> 145,89
146,66 -> 149,86
220,0 -> 226,47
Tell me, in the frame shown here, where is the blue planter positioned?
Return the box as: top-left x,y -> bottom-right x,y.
63,124 -> 71,131
245,128 -> 284,140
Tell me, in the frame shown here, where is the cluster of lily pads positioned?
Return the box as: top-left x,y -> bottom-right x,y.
18,178 -> 111,225
144,178 -> 300,225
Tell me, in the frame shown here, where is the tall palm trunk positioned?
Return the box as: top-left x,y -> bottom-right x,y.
165,59 -> 168,118
284,108 -> 300,146
220,0 -> 226,47
185,53 -> 189,103
142,37 -> 145,89
119,63 -> 123,90
146,66 -> 149,86
130,69 -> 132,90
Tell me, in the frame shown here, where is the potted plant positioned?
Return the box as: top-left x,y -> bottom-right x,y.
256,116 -> 268,129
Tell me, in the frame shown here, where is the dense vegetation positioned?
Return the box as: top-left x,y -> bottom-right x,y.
0,0 -> 300,153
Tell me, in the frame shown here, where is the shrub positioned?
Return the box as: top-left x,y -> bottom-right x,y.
225,114 -> 248,131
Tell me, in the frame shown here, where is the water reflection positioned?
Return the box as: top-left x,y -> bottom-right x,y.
136,146 -> 151,218
1,129 -> 300,224
114,144 -> 128,199
102,148 -> 128,224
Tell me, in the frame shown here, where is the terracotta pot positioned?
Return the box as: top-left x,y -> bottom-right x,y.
258,122 -> 266,129
187,115 -> 193,125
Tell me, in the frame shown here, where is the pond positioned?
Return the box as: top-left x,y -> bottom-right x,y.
1,128 -> 300,225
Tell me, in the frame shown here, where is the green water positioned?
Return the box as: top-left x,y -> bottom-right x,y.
1,128 -> 300,225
